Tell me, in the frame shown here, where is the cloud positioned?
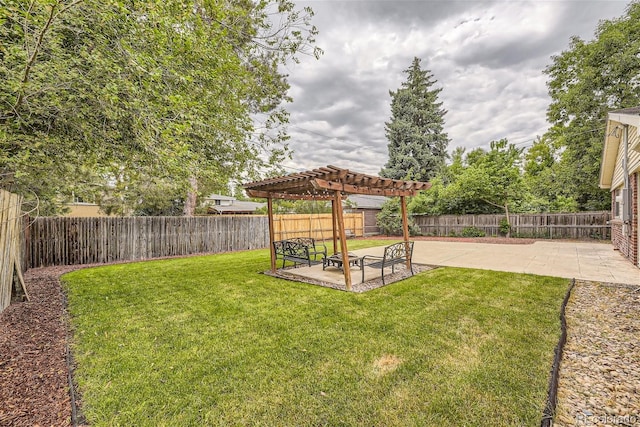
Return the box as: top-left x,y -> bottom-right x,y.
277,0 -> 629,176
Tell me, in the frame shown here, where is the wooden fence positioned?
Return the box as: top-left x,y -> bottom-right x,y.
24,211 -> 607,269
26,213 -> 364,268
413,211 -> 611,240
28,216 -> 269,268
273,213 -> 363,241
1,189 -> 27,314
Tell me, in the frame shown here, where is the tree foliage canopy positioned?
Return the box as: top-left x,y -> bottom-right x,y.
0,0 -> 320,214
380,57 -> 449,182
544,1 -> 640,210
410,139 -> 525,217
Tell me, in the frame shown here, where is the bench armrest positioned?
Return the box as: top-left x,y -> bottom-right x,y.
361,254 -> 384,264
310,243 -> 327,256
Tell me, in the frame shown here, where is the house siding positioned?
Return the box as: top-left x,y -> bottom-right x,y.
612,126 -> 640,188
611,172 -> 639,266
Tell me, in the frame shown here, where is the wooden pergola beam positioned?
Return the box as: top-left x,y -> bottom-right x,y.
334,190 -> 352,289
246,190 -> 337,200
244,165 -> 431,197
311,178 -> 423,197
268,198 -> 276,272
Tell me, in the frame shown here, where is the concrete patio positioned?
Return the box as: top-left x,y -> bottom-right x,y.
281,240 -> 639,288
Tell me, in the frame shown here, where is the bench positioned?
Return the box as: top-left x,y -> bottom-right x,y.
360,241 -> 414,285
273,238 -> 327,268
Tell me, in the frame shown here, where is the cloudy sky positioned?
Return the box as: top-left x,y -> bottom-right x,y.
276,0 -> 629,176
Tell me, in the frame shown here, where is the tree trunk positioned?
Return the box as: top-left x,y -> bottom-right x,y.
504,202 -> 511,238
183,176 -> 198,216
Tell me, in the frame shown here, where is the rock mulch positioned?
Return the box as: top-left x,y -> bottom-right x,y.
554,280 -> 640,427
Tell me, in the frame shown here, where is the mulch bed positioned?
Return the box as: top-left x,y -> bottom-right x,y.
0,236 -> 547,426
0,266 -> 83,427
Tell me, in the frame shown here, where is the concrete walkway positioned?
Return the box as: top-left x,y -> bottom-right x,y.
283,241 -> 638,288
402,240 -> 639,285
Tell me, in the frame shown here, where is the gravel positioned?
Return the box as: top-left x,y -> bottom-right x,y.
553,280 -> 640,427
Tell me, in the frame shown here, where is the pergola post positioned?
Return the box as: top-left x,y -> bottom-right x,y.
331,198 -> 338,254
334,190 -> 352,291
400,195 -> 411,269
267,197 -> 276,272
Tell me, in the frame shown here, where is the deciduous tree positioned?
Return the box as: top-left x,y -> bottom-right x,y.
544,1 -> 640,210
411,140 -> 525,235
0,0 -> 321,215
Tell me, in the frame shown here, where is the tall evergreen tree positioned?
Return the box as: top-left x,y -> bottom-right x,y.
380,57 -> 449,182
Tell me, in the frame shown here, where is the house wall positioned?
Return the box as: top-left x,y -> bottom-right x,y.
64,203 -> 109,217
611,172 -> 639,267
612,126 -> 640,189
609,123 -> 640,267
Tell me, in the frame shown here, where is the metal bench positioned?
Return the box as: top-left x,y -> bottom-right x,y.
360,241 -> 414,285
273,238 -> 327,268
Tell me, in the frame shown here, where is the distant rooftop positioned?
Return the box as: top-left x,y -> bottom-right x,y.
203,194 -> 235,202
207,200 -> 265,214
346,194 -> 388,209
610,106 -> 640,115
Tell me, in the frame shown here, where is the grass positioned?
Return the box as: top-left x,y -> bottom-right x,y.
63,241 -> 568,426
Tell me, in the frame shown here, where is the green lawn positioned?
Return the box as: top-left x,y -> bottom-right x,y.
63,241 -> 568,426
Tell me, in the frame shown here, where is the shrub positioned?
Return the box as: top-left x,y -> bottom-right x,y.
499,217 -> 511,236
461,226 -> 486,237
376,199 -> 421,236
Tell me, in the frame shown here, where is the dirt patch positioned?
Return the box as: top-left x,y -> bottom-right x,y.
372,354 -> 403,376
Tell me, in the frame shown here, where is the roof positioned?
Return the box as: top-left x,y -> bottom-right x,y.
203,194 -> 236,202
346,194 -> 388,209
600,107 -> 640,188
243,165 -> 431,200
208,200 -> 265,214
609,106 -> 640,116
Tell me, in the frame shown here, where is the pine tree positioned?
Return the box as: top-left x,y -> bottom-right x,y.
380,57 -> 449,182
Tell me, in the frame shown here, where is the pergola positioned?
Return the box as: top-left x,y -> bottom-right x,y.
244,165 -> 431,290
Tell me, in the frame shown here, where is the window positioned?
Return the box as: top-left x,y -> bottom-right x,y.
615,188 -> 622,218
614,187 -> 631,221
